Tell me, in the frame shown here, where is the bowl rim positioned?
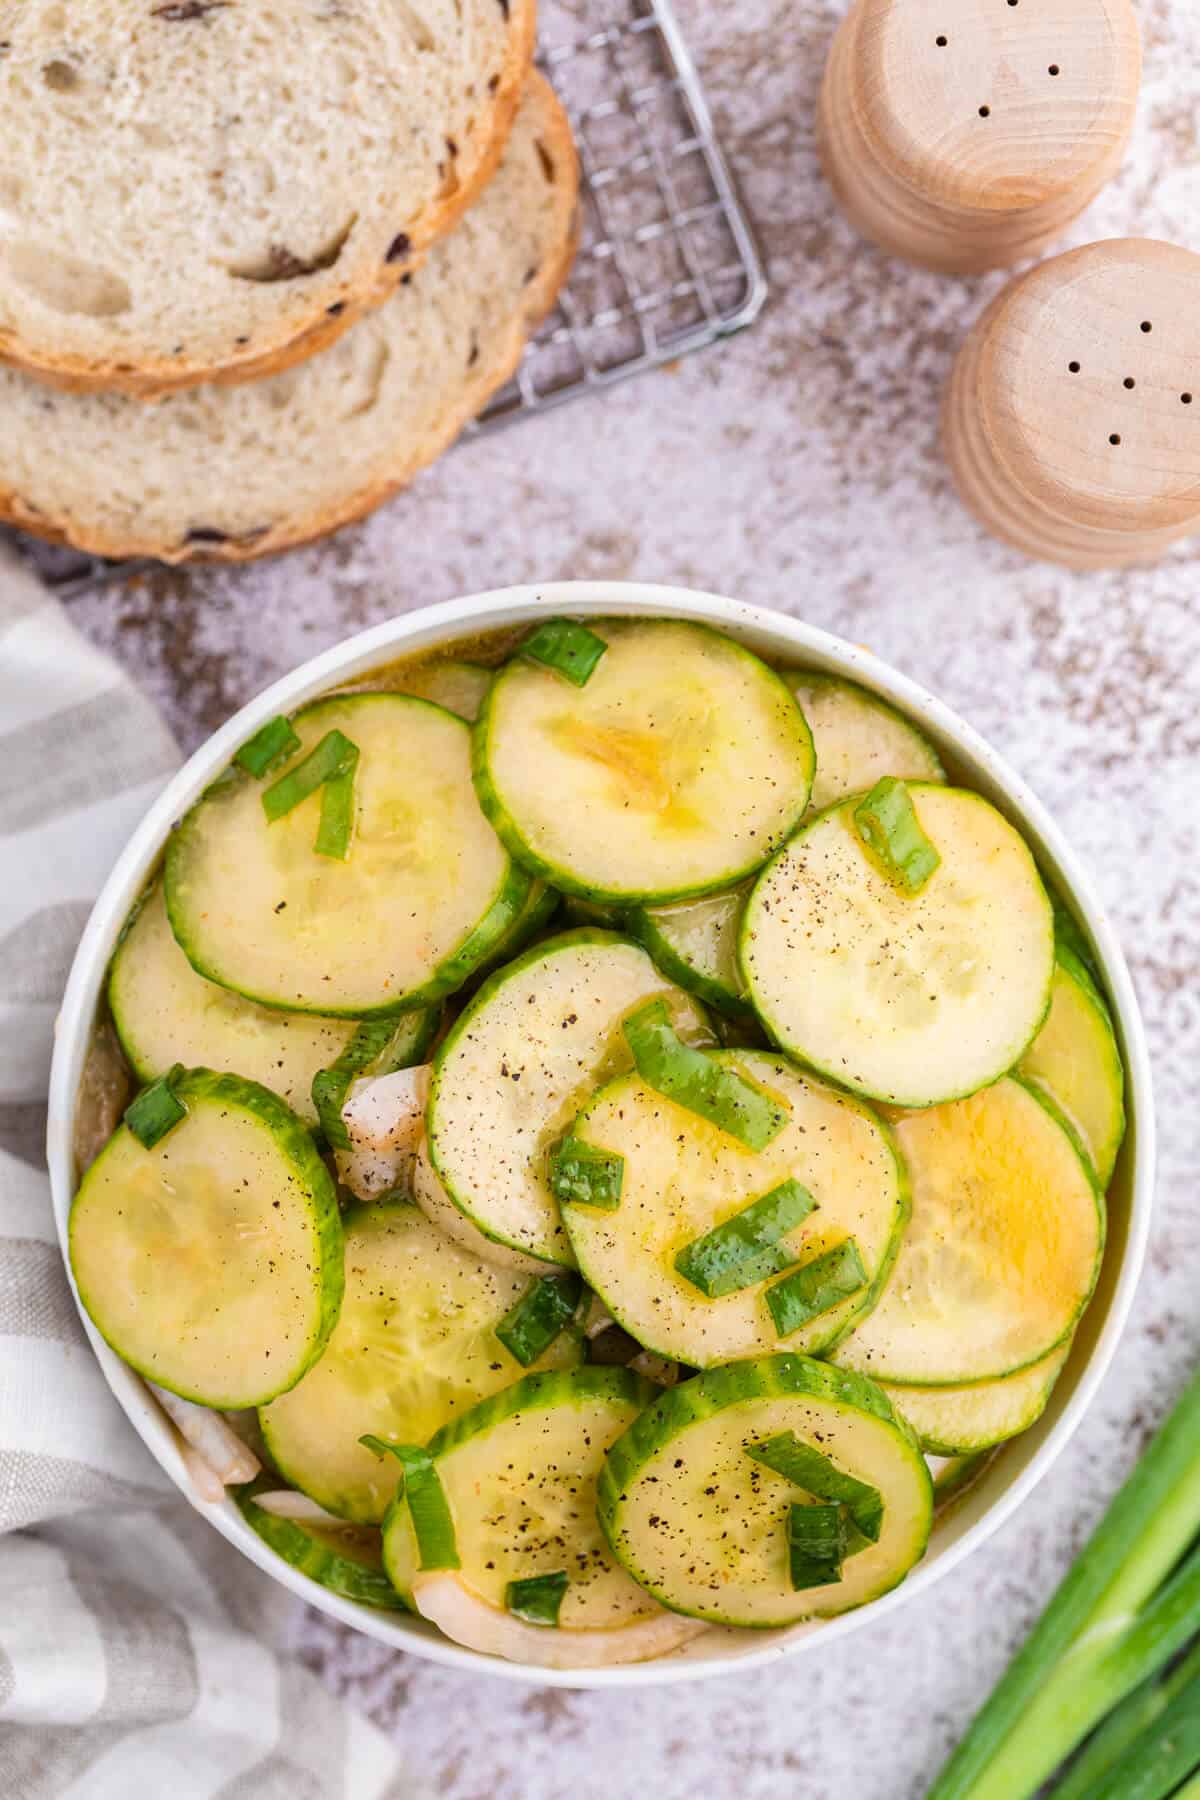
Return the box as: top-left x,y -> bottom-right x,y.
46,580 -> 1156,1689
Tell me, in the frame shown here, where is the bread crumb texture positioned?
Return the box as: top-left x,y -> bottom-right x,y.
0,73 -> 578,559
0,0 -> 533,387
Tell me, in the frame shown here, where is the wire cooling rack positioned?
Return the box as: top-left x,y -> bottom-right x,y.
5,0 -> 766,592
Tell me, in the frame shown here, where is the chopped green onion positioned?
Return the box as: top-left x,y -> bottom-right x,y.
928,1365 -> 1200,1800
262,730 -> 359,823
521,619 -> 608,687
747,1431 -> 883,1543
854,776 -> 941,894
623,1000 -> 789,1151
359,1439 -> 459,1570
314,764 -> 358,861
495,1273 -> 583,1367
233,715 -> 301,778
549,1136 -> 625,1211
787,1503 -> 847,1590
311,1019 -> 403,1150
674,1179 -> 816,1298
506,1570 -> 569,1627
765,1238 -> 867,1337
124,1064 -> 187,1149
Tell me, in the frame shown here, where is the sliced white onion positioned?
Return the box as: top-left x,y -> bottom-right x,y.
250,1490 -> 347,1525
178,1443 -> 228,1504
583,1294 -> 617,1339
149,1383 -> 261,1487
337,1066 -> 431,1200
411,1572 -> 708,1669
630,1351 -> 682,1387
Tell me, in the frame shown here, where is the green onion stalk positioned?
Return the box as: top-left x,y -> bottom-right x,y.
927,1367 -> 1200,1800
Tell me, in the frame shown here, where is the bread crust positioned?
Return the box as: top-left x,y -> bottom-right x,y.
0,75 -> 578,562
0,0 -> 536,397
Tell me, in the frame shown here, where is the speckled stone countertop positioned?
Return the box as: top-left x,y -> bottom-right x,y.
65,1 -> 1200,1793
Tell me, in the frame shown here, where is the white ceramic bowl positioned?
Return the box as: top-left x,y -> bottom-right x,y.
47,582 -> 1155,1688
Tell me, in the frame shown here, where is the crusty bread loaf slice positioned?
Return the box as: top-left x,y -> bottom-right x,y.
0,0 -> 535,394
0,73 -> 577,561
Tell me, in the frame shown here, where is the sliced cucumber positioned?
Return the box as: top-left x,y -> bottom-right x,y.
69,1070 -> 342,1408
1018,949 -> 1126,1188
881,1341 -> 1072,1455
627,881 -> 752,1016
598,1355 -> 932,1628
426,930 -> 712,1267
833,1079 -> 1103,1386
412,1139 -> 545,1273
237,1482 -> 404,1610
562,1050 -> 907,1366
463,878 -> 559,987
166,694 -> 531,1018
474,620 -> 816,904
109,882 -> 361,1125
782,672 -> 945,816
741,786 -> 1055,1108
388,660 -> 493,722
259,1204 -> 581,1523
382,1368 -> 678,1650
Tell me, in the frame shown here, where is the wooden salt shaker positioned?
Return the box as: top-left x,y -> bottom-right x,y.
818,0 -> 1141,274
944,239 -> 1200,568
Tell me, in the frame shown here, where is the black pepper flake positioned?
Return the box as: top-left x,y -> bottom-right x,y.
386,232 -> 412,264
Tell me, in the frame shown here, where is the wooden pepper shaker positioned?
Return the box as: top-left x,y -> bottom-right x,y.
944,238 -> 1200,568
818,0 -> 1141,274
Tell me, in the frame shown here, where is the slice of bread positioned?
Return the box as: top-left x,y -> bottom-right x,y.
0,0 -> 535,394
0,73 -> 577,561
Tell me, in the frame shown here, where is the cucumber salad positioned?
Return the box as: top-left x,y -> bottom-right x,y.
69,616 -> 1124,1669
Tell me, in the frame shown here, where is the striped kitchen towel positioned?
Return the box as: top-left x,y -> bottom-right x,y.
0,551 -> 414,1799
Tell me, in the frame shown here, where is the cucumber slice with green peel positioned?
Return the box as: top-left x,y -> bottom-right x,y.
782,671 -> 945,817
461,878 -> 559,988
562,896 -> 623,929
237,1483 -> 404,1610
597,1355 -> 933,1628
412,1138 -> 546,1273
626,881 -> 752,1017
561,1050 -> 908,1367
69,1069 -> 343,1409
387,659 -> 493,722
473,619 -> 816,905
165,693 -> 531,1018
426,930 -> 712,1268
259,1204 -> 582,1524
881,1341 -> 1072,1456
833,1079 -> 1104,1387
741,786 -> 1055,1109
382,1368 -> 676,1648
109,882 -> 361,1126
1018,950 -> 1126,1188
